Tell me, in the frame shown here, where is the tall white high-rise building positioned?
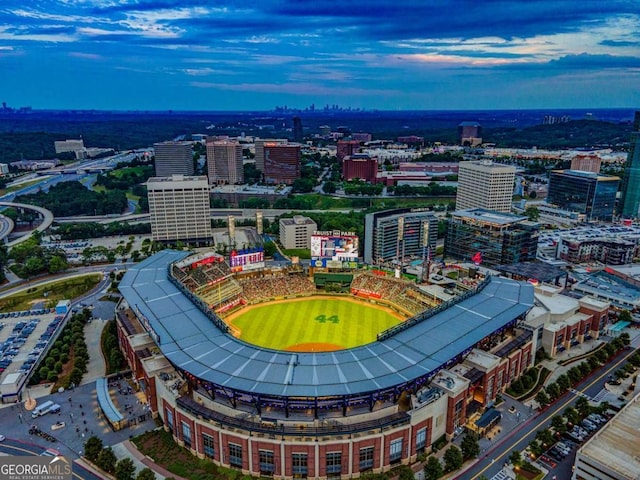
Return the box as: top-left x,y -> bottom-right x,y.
153,141 -> 194,177
206,140 -> 244,184
147,175 -> 211,244
456,160 -> 515,213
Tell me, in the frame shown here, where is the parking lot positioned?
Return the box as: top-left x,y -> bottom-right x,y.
0,308 -> 61,391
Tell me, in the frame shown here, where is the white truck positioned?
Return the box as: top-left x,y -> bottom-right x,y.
31,401 -> 60,418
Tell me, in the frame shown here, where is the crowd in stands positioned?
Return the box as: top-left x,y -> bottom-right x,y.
199,278 -> 243,308
239,274 -> 316,303
351,273 -> 437,315
178,262 -> 234,293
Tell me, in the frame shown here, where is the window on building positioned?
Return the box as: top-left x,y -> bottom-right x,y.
359,446 -> 374,471
259,450 -> 275,475
229,443 -> 243,468
202,433 -> 215,459
181,422 -> 192,449
292,453 -> 308,478
390,438 -> 403,463
326,452 -> 342,477
165,409 -> 174,430
415,428 -> 427,452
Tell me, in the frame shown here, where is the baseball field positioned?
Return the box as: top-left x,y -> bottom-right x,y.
226,296 -> 404,352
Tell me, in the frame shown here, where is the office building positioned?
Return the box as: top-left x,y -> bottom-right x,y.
279,215 -> 317,249
572,391 -> 640,480
523,287 -> 609,358
458,121 -> 482,146
318,125 -> 331,137
571,155 -> 602,173
206,140 -> 244,185
342,154 -> 378,183
263,143 -> 301,185
445,209 -> 539,267
456,161 -> 516,213
397,135 -> 424,145
351,132 -> 372,142
619,111 -> 640,218
547,170 -> 619,222
292,116 -> 303,142
254,138 -> 287,173
364,208 -> 438,265
147,175 -> 211,245
337,139 -> 361,161
54,139 -> 85,159
153,141 -> 194,177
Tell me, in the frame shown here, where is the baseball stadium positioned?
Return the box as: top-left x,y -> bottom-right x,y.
116,249 -> 537,478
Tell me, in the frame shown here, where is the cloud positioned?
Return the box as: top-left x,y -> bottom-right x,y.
68,51 -> 102,59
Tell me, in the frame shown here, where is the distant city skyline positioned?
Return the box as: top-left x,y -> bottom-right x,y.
0,1 -> 638,111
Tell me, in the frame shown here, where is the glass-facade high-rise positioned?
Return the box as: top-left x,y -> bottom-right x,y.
364,208 -> 438,265
547,170 -> 619,222
444,209 -> 539,267
620,111 -> 640,218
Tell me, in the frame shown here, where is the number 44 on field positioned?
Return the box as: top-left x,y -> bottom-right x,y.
315,314 -> 339,324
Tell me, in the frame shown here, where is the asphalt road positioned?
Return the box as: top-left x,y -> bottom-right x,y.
456,347 -> 637,480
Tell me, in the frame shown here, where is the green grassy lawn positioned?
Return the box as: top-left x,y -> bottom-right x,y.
230,298 -> 402,351
0,273 -> 102,311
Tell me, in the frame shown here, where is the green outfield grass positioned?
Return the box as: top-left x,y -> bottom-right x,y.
229,297 -> 403,351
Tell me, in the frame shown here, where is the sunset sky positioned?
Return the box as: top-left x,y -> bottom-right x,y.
1,1 -> 639,111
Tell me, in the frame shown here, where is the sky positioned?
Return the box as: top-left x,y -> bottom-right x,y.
0,1 -> 639,111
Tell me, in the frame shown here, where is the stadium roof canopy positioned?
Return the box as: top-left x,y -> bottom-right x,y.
119,250 -> 534,398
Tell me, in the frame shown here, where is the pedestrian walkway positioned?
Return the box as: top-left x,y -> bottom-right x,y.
81,318 -> 107,386
114,440 -> 189,480
490,469 -> 513,480
569,388 -> 593,401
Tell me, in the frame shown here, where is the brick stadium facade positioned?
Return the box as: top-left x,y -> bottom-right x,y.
117,251 -> 536,478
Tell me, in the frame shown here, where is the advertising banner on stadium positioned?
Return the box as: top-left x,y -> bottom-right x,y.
230,248 -> 265,272
191,255 -> 222,269
310,232 -> 359,260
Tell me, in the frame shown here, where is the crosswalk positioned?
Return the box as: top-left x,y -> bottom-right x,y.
569,388 -> 592,401
490,470 -> 511,480
592,389 -> 609,402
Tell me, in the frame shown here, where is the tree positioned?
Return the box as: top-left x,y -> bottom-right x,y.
115,458 -> 136,480
136,468 -> 157,480
322,181 -> 337,194
564,406 -> 581,426
423,456 -> 443,480
96,447 -> 117,474
524,206 -> 540,221
535,389 -> 550,407
575,396 -> 590,416
535,429 -> 554,449
546,382 -> 560,400
83,436 -> 103,462
48,254 -> 68,274
619,310 -> 632,323
460,432 -> 480,460
396,465 -> 414,480
509,450 -> 522,467
619,331 -> 631,346
443,445 -> 463,473
528,190 -> 538,199
567,366 -> 582,384
551,415 -> 566,433
556,373 -> 570,391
